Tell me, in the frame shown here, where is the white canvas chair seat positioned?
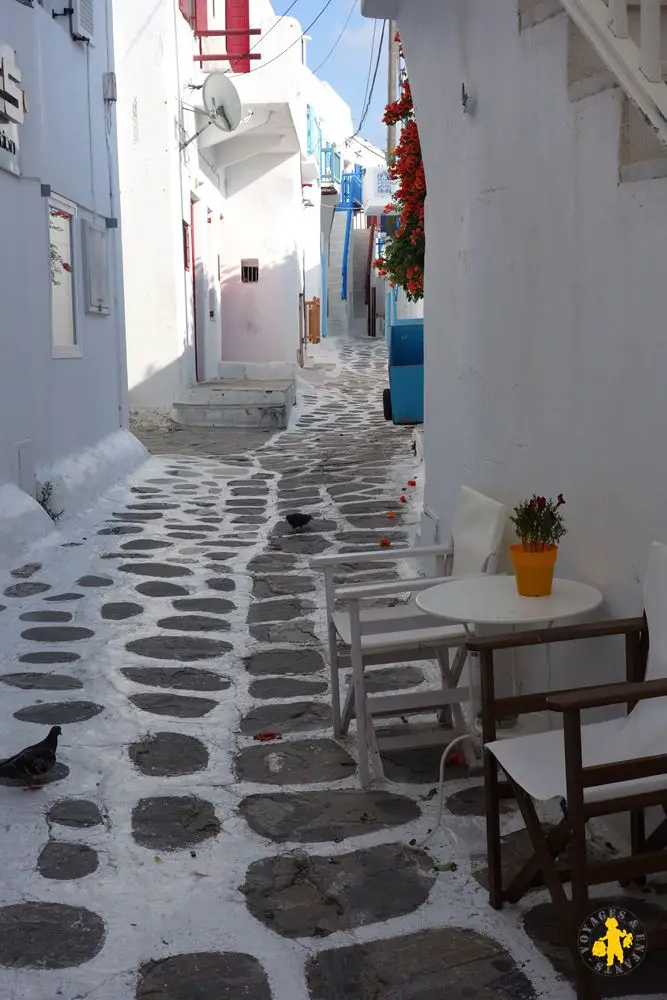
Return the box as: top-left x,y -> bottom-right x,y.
357,622 -> 468,656
488,708 -> 667,804
311,485 -> 508,788
332,604 -> 466,650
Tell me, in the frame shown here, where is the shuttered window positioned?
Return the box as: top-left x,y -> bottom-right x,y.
225,0 -> 251,73
194,0 -> 208,33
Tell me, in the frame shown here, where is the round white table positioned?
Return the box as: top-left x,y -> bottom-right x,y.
416,574 -> 604,737
415,574 -> 603,626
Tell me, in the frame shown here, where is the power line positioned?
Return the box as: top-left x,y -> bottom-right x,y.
246,0 -> 301,57
312,0 -> 358,74
230,0 -> 337,76
349,18 -> 385,139
346,133 -> 386,160
359,18 -> 377,121
353,19 -> 385,136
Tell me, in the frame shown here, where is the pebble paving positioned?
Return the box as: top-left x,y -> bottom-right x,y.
0,338 -> 656,1000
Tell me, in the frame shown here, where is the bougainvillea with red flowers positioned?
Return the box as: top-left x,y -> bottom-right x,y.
374,38 -> 425,302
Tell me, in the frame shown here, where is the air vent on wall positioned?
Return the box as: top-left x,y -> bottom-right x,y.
241,259 -> 259,283
71,0 -> 94,43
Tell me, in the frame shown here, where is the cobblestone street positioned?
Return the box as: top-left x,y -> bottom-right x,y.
0,338 -> 664,1000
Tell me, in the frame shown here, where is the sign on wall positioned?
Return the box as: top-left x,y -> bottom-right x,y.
363,165 -> 399,217
0,44 -> 26,177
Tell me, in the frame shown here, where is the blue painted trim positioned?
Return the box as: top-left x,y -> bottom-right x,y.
320,145 -> 341,186
341,208 -> 353,302
338,171 -> 363,210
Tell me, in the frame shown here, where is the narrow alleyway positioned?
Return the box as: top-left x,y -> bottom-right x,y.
2,339 -> 663,1000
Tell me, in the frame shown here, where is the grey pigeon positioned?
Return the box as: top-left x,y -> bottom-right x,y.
285,511 -> 313,532
0,726 -> 61,788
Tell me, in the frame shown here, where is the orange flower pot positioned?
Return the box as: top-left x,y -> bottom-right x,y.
510,544 -> 558,597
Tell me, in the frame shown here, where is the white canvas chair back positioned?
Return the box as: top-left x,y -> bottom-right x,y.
450,486 -> 507,577
620,540 -> 667,754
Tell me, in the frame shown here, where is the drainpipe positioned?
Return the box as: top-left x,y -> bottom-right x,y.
104,0 -> 129,429
171,0 -> 194,390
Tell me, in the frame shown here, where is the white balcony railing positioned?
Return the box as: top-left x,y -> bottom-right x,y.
562,0 -> 667,141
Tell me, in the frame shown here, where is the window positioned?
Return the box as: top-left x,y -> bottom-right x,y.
49,196 -> 79,357
241,258 -> 259,283
194,0 -> 208,33
226,0 -> 251,73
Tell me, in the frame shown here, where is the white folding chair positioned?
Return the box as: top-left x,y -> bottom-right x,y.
311,485 -> 507,786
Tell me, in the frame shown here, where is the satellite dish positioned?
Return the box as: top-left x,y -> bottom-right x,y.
202,73 -> 243,133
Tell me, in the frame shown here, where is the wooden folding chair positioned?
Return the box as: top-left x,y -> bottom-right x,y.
467,540 -> 667,1000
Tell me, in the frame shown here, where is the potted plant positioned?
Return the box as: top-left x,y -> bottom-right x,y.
509,494 -> 566,596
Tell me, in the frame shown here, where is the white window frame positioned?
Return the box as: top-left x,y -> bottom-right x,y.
48,193 -> 81,359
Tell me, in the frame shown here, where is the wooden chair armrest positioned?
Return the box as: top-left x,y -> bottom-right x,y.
310,544 -> 453,570
466,616 -> 646,654
547,677 -> 667,712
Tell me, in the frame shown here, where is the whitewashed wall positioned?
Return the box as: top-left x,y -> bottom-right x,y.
395,289 -> 424,322
116,0 -> 363,388
114,0 -> 227,414
0,1 -> 141,561
220,154 -> 305,364
381,0 -> 667,692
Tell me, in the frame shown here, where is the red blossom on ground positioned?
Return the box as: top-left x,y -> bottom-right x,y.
379,537 -> 392,548
407,479 -> 417,487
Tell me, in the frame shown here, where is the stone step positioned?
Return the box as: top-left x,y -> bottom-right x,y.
172,379 -> 296,430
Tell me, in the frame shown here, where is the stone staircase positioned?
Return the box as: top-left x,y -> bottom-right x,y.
172,379 -> 296,430
522,0 -> 667,178
326,211 -> 349,336
347,227 -> 373,337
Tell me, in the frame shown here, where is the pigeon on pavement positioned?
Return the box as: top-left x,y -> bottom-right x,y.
285,512 -> 314,532
0,726 -> 62,789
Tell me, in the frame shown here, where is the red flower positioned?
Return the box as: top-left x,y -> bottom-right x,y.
407,479 -> 417,487
253,732 -> 280,742
378,73 -> 425,302
399,496 -> 407,504
379,537 -> 392,548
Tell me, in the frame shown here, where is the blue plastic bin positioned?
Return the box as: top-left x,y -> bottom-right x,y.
386,321 -> 424,425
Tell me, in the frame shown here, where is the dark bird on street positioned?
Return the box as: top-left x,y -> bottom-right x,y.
0,726 -> 61,789
285,511 -> 313,532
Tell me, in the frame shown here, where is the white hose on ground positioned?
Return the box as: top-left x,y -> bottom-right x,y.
410,733 -> 474,850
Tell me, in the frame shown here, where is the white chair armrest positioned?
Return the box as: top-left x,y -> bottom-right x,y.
310,544 -> 453,570
336,572 -> 488,602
